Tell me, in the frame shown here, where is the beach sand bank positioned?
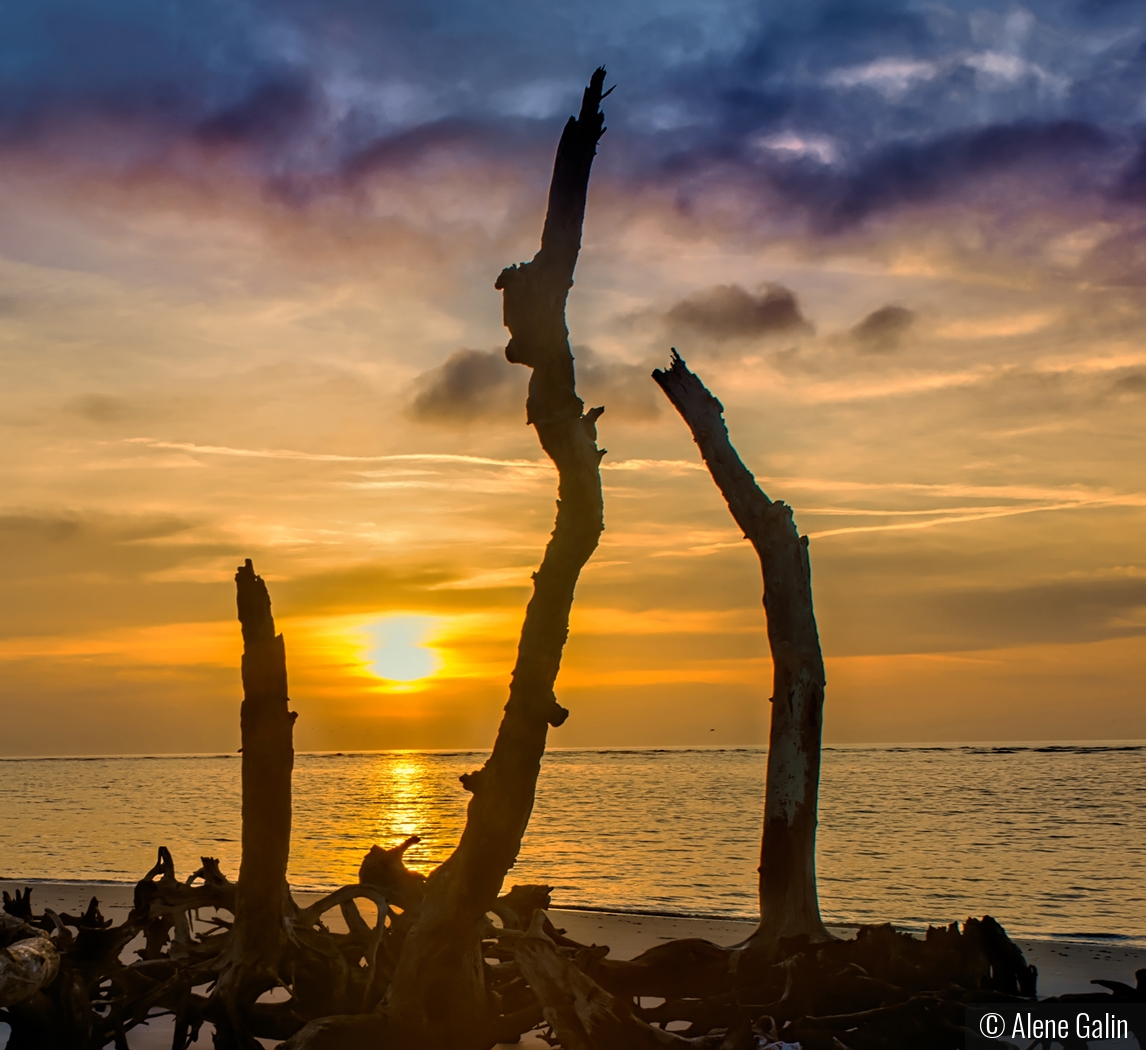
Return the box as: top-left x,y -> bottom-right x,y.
3,880 -> 1142,1048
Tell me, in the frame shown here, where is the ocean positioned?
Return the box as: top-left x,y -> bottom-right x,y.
0,745 -> 1142,946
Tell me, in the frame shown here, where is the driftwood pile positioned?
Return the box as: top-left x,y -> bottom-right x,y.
5,855 -> 1139,1050
0,844 -> 567,1047
1,848 -> 381,1047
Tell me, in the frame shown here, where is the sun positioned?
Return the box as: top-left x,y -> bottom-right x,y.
362,615 -> 443,687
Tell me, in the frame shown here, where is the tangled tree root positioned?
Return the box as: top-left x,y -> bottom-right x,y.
6,844 -> 1141,1050
1,845 -> 388,1049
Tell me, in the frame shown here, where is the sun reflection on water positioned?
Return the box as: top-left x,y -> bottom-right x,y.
4,749 -> 1145,941
381,757 -> 427,843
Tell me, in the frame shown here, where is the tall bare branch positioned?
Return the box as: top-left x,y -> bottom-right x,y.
653,351 -> 829,950
386,69 -> 610,1049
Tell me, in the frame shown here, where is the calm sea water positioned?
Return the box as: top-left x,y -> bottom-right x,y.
0,746 -> 1142,945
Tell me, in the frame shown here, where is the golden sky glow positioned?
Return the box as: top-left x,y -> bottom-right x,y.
2,11 -> 1146,753
2,174 -> 1144,753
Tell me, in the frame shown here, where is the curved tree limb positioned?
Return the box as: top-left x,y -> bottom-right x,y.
293,886 -> 389,930
653,351 -> 829,952
385,68 -> 610,1050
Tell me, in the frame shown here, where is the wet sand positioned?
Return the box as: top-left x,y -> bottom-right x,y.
3,880 -> 1143,1048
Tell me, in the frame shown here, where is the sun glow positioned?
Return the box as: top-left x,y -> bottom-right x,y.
362,615 -> 443,688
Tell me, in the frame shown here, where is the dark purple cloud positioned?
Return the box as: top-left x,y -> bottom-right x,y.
3,0 -> 1146,226
777,120 -> 1110,229
195,76 -> 316,147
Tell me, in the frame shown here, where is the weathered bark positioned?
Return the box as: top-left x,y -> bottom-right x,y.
385,68 -> 609,1049
653,351 -> 828,950
513,911 -> 695,1050
211,558 -> 296,1045
0,919 -> 58,1008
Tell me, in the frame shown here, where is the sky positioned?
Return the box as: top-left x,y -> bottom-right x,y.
1,0 -> 1145,754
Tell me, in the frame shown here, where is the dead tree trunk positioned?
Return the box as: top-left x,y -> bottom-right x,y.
211,558 -> 296,1046
653,351 -> 828,951
385,69 -> 609,1049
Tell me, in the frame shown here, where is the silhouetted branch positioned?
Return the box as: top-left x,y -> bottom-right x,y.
653,350 -> 829,950
384,68 -> 610,1050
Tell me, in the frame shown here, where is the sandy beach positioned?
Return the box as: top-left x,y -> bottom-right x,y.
3,879 -> 1143,1049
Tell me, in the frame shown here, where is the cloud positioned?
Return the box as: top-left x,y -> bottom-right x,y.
1117,140 -> 1146,201
664,283 -> 813,343
825,57 -> 941,99
0,0 -> 1143,240
934,575 -> 1146,646
807,499 -> 1107,541
274,560 -> 526,616
195,75 -> 316,147
68,394 -> 136,423
407,348 -> 526,426
1112,371 -> 1146,395
813,539 -> 1146,655
0,514 -> 83,550
769,120 -> 1110,229
963,51 -> 1067,94
1076,225 -> 1146,286
754,131 -> 838,165
851,305 -> 915,353
407,345 -> 661,426
126,438 -> 549,470
0,511 -> 233,637
0,511 -> 192,554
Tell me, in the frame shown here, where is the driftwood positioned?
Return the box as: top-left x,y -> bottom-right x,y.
2,866 -> 1090,1050
654,351 -> 829,952
510,911 -> 1049,1050
0,914 -> 58,1009
0,872 -> 591,1047
210,558 -> 297,1049
380,66 -> 610,1050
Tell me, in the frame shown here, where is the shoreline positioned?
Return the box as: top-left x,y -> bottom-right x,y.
4,876 -> 1143,949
